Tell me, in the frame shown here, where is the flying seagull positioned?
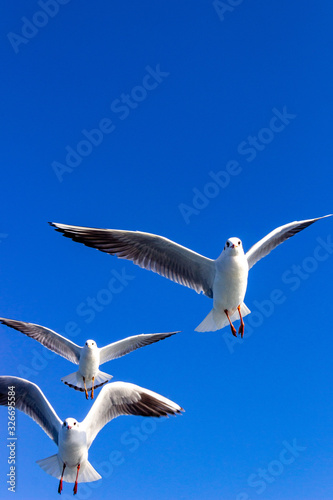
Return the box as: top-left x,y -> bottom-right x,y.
50,215 -> 332,336
0,376 -> 183,495
0,318 -> 178,399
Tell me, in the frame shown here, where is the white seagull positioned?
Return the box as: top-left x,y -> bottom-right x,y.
0,376 -> 183,494
0,318 -> 178,399
50,215 -> 331,337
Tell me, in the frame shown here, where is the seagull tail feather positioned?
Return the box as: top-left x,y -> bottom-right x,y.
195,303 -> 251,332
36,454 -> 62,479
195,309 -> 227,332
37,455 -> 102,483
61,371 -> 113,392
93,370 -> 113,389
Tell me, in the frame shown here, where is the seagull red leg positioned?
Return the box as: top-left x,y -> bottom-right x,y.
73,464 -> 80,495
237,305 -> 245,338
83,377 -> 89,400
91,376 -> 95,400
224,310 -> 237,337
58,462 -> 66,494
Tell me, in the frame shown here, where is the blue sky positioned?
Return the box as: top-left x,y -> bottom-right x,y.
1,1 -> 333,499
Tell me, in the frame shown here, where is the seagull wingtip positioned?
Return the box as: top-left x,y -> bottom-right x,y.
317,214 -> 333,220
49,222 -> 66,233
167,406 -> 184,416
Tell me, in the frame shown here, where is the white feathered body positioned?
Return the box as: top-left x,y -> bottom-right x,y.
78,346 -> 100,379
58,425 -> 88,468
213,249 -> 249,314
37,423 -> 101,483
195,243 -> 250,332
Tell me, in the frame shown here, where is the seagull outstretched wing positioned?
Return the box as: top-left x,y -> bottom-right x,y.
0,376 -> 62,444
246,215 -> 332,270
82,381 -> 183,449
49,223 -> 215,298
0,318 -> 81,365
99,331 -> 179,364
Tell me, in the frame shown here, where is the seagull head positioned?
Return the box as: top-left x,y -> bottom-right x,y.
62,418 -> 79,431
84,339 -> 98,350
224,237 -> 244,255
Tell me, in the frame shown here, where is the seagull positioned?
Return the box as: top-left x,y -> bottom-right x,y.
0,318 -> 178,399
0,376 -> 183,495
50,215 -> 332,337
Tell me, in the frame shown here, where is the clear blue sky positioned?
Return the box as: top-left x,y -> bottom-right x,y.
1,1 -> 333,499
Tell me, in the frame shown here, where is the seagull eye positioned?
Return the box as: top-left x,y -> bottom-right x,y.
63,422 -> 66,426
226,242 -> 230,247
73,422 -> 76,426
238,241 -> 241,245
